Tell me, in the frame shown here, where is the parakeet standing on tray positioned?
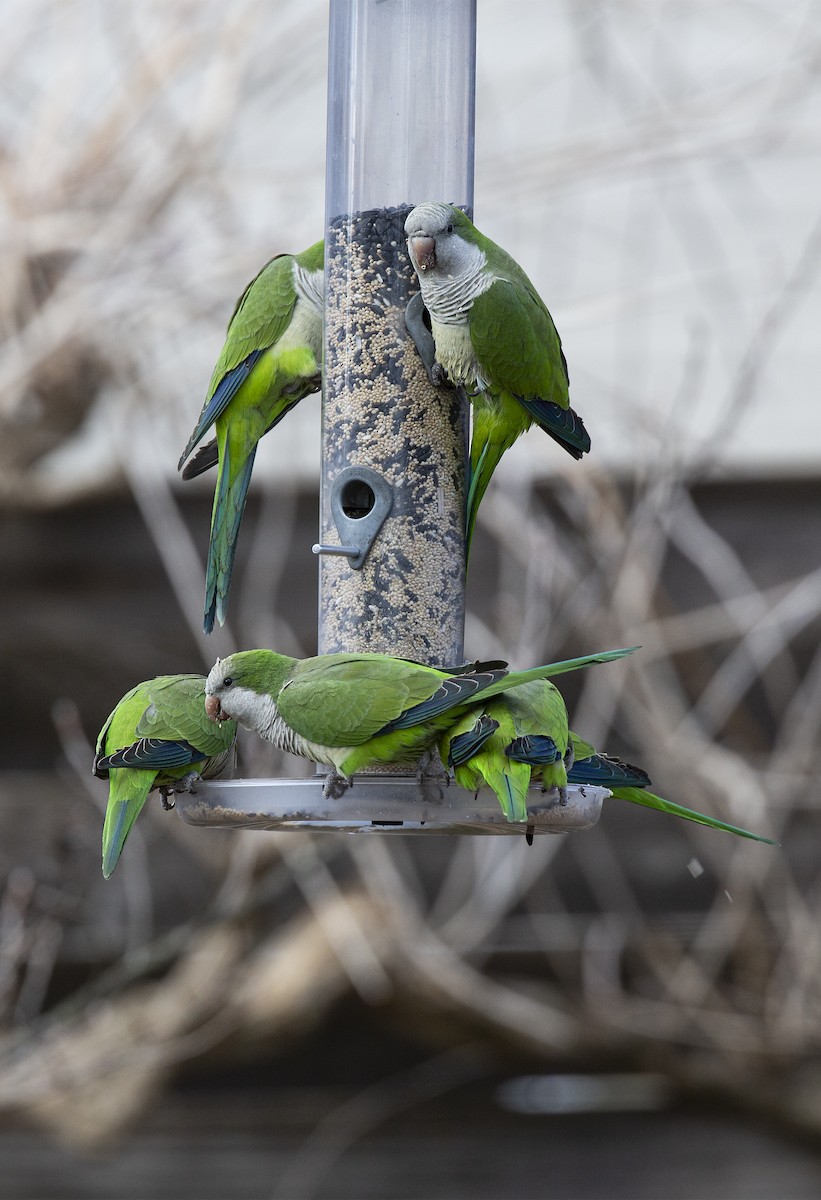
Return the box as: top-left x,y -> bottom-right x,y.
404,202 -> 589,557
440,679 -> 571,822
204,646 -> 635,797
178,241 -> 324,633
94,674 -> 237,878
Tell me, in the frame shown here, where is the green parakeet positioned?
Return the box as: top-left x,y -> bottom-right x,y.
440,680 -> 571,822
178,242 -> 324,633
404,202 -> 589,557
204,646 -> 635,797
440,687 -> 776,844
566,733 -> 776,844
94,674 -> 238,878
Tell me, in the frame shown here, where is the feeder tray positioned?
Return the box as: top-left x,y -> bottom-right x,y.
173,777 -> 608,836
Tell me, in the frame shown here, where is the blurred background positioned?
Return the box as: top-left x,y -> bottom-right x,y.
2,1 -> 821,1196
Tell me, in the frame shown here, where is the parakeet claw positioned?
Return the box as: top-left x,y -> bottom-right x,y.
404,292 -> 438,380
525,824 -> 535,846
430,361 -> 451,388
417,749 -> 449,800
174,770 -> 202,796
322,771 -> 350,800
159,787 -> 176,812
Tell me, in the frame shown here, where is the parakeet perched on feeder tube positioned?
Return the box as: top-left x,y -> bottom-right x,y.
178,241 -> 324,634
404,202 -> 589,558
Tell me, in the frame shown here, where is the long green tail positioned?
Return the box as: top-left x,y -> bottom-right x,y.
480,646 -> 638,700
465,438 -> 500,563
204,442 -> 257,634
102,771 -> 154,878
493,762 -> 530,823
611,786 -> 778,845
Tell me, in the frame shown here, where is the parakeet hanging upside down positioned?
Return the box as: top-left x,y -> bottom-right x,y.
178,241 -> 324,634
204,646 -> 635,797
94,674 -> 237,877
404,202 -> 589,557
440,684 -> 776,843
440,679 -> 571,822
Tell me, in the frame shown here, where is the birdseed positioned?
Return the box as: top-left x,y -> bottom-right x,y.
320,205 -> 468,667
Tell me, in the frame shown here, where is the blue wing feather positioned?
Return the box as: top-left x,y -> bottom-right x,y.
98,737 -> 206,772
379,669 -> 509,734
517,397 -> 591,459
178,351 -> 263,468
505,734 -> 560,765
568,754 -> 651,788
447,716 -> 500,767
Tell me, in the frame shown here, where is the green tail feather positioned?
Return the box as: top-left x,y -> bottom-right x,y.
465,439 -> 498,563
505,770 -> 530,823
481,646 -> 639,700
101,774 -> 153,878
484,763 -> 529,823
610,786 -> 778,844
501,774 -> 517,822
204,442 -> 257,634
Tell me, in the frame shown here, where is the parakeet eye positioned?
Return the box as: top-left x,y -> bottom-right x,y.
446,224 -> 453,233
223,676 -> 233,688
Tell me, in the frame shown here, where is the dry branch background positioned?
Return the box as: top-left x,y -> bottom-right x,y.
0,0 -> 820,1174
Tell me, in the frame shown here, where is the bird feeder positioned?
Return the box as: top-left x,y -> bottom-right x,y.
174,0 -> 606,837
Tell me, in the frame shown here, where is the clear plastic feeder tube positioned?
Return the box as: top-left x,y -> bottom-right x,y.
319,0 -> 476,666
325,0 -> 476,218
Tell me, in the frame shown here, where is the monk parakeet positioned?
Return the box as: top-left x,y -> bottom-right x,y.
204,646 -> 635,797
441,687 -> 776,844
440,680 -> 571,822
94,674 -> 237,878
404,202 -> 590,557
178,242 -> 324,633
566,733 -> 776,844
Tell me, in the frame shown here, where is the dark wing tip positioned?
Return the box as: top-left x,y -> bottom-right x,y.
447,715 -> 500,767
379,667 -> 509,734
181,439 -> 219,480
505,734 -> 560,765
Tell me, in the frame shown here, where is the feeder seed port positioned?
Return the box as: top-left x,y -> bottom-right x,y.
313,464 -> 394,570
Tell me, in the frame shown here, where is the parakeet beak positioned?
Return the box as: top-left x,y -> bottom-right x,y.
205,694 -> 223,722
410,234 -> 436,272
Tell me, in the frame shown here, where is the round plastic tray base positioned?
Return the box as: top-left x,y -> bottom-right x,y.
172,775 -> 607,836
